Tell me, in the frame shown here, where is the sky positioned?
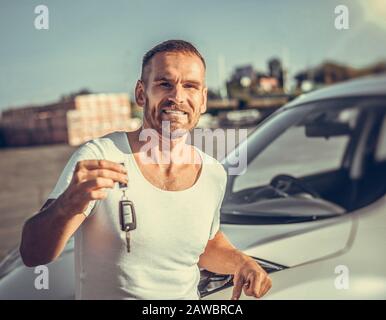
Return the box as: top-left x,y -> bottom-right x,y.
0,0 -> 386,111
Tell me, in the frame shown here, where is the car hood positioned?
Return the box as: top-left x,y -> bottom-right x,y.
242,213 -> 354,268
241,196 -> 385,268
205,196 -> 386,300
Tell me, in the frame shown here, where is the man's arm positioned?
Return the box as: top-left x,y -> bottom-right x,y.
198,231 -> 272,300
20,195 -> 87,267
20,160 -> 128,267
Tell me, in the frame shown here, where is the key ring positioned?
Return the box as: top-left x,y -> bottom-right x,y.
121,189 -> 129,201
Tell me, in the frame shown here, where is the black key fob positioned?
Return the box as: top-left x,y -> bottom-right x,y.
119,200 -> 136,231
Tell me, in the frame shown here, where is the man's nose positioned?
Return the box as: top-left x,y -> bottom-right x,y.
169,84 -> 185,104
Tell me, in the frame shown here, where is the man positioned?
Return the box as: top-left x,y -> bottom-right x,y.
20,40 -> 271,300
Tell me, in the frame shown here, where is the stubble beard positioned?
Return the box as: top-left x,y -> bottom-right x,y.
143,99 -> 200,139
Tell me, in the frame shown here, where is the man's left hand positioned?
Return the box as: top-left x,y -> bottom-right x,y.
231,259 -> 272,300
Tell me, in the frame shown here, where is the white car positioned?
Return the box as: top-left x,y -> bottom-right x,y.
204,74 -> 386,299
0,75 -> 385,299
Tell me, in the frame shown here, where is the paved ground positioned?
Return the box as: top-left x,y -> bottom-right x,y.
0,144 -> 76,260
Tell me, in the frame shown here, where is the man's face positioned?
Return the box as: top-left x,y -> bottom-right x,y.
135,52 -> 207,136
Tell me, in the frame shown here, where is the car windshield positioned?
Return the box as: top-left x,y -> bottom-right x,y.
234,105 -> 356,192
223,97 -> 386,223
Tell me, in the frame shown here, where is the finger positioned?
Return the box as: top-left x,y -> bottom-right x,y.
231,276 -> 244,300
77,160 -> 127,174
83,169 -> 128,185
87,189 -> 108,200
81,177 -> 116,191
250,273 -> 263,298
242,273 -> 254,296
260,277 -> 272,297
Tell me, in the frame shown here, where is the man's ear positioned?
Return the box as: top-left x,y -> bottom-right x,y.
200,87 -> 208,114
135,80 -> 146,107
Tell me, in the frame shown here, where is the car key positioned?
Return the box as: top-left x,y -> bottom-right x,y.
119,199 -> 137,252
118,162 -> 137,252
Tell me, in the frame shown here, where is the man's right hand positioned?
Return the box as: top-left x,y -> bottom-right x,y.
20,159 -> 128,267
59,160 -> 128,216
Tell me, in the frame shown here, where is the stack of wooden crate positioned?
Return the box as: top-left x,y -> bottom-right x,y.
67,93 -> 138,146
0,93 -> 142,147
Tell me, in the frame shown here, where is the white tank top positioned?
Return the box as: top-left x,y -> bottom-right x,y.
47,131 -> 227,299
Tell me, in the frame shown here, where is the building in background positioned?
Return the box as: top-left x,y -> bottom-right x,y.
257,75 -> 280,93
226,59 -> 286,100
0,91 -> 141,147
295,61 -> 386,92
268,58 -> 284,88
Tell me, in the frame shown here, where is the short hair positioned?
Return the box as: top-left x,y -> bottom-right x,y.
141,40 -> 206,82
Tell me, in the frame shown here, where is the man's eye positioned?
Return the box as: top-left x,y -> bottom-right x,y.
184,84 -> 199,89
160,82 -> 171,88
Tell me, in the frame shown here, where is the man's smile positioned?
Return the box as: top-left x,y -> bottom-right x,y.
160,107 -> 188,119
161,110 -> 187,115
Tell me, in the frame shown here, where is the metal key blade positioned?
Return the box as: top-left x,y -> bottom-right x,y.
126,230 -> 131,252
